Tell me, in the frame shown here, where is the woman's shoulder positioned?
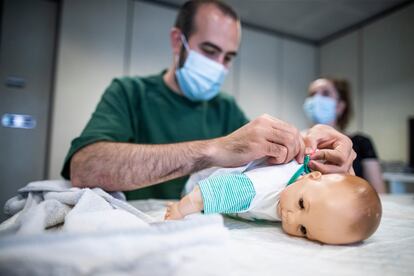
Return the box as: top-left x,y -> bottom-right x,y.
349,132 -> 378,158
349,132 -> 374,144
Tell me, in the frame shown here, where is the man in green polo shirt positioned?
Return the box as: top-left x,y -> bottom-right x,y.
62,0 -> 356,200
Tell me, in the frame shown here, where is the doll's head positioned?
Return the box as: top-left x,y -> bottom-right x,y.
277,172 -> 382,245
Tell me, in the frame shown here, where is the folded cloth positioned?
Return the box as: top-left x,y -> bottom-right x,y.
0,180 -> 155,235
0,181 -> 230,275
0,213 -> 229,276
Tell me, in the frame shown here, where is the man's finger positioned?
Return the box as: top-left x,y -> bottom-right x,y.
266,143 -> 288,164
265,128 -> 297,163
303,136 -> 316,155
308,160 -> 346,174
311,149 -> 346,165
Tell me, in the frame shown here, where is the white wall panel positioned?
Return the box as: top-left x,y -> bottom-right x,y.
320,32 -> 360,132
48,0 -> 128,179
238,29 -> 282,120
362,4 -> 414,162
320,4 -> 414,162
129,2 -> 175,76
280,39 -> 317,130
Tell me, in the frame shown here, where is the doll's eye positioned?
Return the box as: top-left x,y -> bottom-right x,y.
300,225 -> 307,236
298,198 -> 305,209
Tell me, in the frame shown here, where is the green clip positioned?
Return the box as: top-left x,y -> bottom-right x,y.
286,155 -> 311,186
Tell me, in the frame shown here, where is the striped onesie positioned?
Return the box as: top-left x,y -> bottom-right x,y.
184,158 -> 304,221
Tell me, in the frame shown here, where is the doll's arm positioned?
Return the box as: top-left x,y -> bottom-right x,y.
165,172 -> 255,220
164,185 -> 204,220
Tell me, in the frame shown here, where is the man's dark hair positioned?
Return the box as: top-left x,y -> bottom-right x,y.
174,0 -> 239,39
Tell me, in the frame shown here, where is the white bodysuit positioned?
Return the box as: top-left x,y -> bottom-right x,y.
184,158 -> 302,221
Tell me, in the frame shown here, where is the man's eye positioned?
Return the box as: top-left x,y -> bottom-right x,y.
298,198 -> 304,209
202,48 -> 216,56
224,55 -> 233,63
300,225 -> 307,236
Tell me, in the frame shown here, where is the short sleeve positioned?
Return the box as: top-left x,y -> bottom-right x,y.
227,96 -> 249,131
351,134 -> 378,160
199,173 -> 256,214
61,79 -> 136,179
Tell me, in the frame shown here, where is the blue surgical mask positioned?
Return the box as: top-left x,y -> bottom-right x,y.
303,94 -> 337,124
175,35 -> 228,101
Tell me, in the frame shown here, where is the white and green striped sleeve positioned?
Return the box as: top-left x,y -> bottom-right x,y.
198,173 -> 256,214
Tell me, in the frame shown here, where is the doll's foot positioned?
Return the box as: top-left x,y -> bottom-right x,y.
164,202 -> 185,220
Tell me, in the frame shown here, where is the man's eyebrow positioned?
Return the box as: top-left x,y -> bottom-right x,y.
200,41 -> 238,56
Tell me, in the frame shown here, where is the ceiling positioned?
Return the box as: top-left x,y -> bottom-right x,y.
151,0 -> 410,44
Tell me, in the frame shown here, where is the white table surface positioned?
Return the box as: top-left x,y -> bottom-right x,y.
130,194 -> 414,276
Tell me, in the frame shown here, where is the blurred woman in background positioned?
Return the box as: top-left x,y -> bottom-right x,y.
303,77 -> 386,193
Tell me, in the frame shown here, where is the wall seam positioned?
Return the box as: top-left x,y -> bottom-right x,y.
123,0 -> 134,76
233,52 -> 241,102
45,0 -> 62,179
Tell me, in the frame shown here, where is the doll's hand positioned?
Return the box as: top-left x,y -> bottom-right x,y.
164,202 -> 185,220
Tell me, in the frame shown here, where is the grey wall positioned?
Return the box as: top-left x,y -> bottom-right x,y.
320,4 -> 414,163
0,0 -> 57,221
48,0 -> 317,179
49,0 -> 129,179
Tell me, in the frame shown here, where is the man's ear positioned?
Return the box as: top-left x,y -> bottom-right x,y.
308,171 -> 322,180
170,27 -> 182,56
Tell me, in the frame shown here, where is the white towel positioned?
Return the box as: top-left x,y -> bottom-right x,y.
0,214 -> 229,276
0,180 -> 230,275
1,180 -> 153,235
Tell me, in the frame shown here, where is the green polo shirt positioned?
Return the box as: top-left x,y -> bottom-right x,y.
61,71 -> 249,200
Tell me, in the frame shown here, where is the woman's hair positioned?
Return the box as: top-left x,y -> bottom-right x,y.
321,76 -> 353,130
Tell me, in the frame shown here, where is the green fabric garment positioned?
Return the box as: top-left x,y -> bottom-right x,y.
61,71 -> 249,200
199,173 -> 255,214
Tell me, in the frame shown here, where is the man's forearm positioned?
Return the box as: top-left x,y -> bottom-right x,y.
70,114 -> 312,191
70,141 -> 214,191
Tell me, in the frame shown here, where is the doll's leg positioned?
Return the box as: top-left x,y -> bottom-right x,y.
164,185 -> 204,220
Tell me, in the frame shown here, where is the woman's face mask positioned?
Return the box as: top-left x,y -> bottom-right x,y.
303,94 -> 337,125
175,35 -> 228,102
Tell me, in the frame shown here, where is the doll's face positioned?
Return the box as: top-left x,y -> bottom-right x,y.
277,172 -> 363,244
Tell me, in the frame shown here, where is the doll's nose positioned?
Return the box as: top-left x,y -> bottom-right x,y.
282,209 -> 301,225
282,209 -> 294,224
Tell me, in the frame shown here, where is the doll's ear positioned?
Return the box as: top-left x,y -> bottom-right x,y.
308,171 -> 322,180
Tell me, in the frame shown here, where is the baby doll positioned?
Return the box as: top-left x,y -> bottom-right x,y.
164,156 -> 382,245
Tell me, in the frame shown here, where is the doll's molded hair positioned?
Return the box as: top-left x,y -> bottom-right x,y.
344,175 -> 382,242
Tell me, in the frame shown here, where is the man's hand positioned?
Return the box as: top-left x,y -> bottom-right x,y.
209,114 -> 304,168
303,124 -> 356,174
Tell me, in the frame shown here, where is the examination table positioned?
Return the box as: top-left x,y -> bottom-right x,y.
0,193 -> 413,275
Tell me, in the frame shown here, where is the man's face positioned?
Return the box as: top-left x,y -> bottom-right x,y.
183,4 -> 241,69
277,172 -> 362,244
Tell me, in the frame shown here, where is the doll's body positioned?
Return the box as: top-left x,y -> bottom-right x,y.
165,157 -> 382,245
181,157 -> 301,221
